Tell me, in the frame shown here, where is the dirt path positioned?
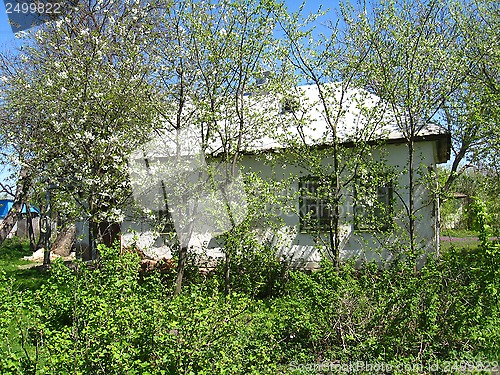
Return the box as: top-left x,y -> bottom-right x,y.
440,236 -> 479,242
440,236 -> 500,243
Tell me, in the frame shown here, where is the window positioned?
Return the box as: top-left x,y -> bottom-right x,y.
158,207 -> 175,234
354,179 -> 394,232
158,181 -> 175,234
299,177 -> 331,232
281,96 -> 300,114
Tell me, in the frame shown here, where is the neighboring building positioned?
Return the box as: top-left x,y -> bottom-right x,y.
0,199 -> 41,238
441,192 -> 469,230
80,84 -> 451,266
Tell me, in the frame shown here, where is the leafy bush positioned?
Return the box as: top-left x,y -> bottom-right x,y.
281,251 -> 500,366
0,242 -> 499,374
0,245 -> 288,374
215,241 -> 290,299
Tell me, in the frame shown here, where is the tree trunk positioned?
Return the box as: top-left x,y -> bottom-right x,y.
326,128 -> 341,271
89,219 -> 99,260
98,221 -> 121,248
36,204 -> 46,249
43,186 -> 54,266
442,141 -> 468,193
52,223 -> 76,257
0,167 -> 31,246
408,138 -> 415,255
25,203 -> 37,253
435,176 -> 441,258
42,215 -> 51,265
224,251 -> 231,296
174,244 -> 187,296
333,141 -> 341,271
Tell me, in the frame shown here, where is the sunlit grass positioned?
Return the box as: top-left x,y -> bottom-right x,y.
440,228 -> 478,238
0,238 -> 49,291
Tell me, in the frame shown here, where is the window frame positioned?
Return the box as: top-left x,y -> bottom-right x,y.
298,176 -> 332,233
281,96 -> 300,114
353,176 -> 394,232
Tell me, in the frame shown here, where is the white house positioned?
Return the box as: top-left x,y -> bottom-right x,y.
81,83 -> 451,267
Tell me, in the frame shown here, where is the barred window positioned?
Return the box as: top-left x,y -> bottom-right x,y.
354,180 -> 393,232
299,177 -> 331,232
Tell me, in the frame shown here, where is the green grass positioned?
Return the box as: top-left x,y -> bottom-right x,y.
0,238 -> 49,291
440,238 -> 480,252
440,228 -> 480,252
0,238 -> 50,371
440,228 -> 478,238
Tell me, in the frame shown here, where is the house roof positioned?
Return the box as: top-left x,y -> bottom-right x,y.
246,83 -> 449,152
137,83 -> 450,159
0,199 -> 40,219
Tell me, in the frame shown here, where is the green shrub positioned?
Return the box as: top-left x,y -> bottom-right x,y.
215,242 -> 290,299
281,251 -> 500,366
0,242 -> 498,374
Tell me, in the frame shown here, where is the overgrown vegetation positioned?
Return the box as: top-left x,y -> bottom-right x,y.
0,0 -> 498,372
0,238 -> 49,291
441,169 -> 500,237
0,241 -> 498,374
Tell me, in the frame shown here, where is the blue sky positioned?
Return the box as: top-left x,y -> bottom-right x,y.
0,0 -> 340,186
0,0 -> 340,54
0,4 -> 22,52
